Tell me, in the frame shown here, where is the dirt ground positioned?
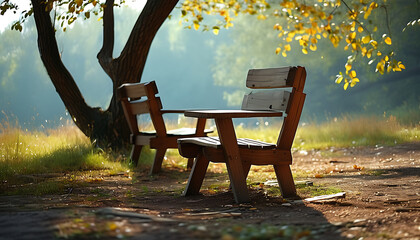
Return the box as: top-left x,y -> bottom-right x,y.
0,142 -> 419,239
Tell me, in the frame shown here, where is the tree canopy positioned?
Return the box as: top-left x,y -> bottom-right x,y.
1,0 -> 416,90
179,0 -> 415,90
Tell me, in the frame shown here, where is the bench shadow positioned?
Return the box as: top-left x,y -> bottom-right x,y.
143,168 -> 347,240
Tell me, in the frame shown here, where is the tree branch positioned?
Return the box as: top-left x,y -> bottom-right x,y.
31,0 -> 102,137
116,0 -> 179,86
97,0 -> 115,78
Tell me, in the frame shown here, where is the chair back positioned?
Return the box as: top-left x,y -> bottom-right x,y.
117,81 -> 167,137
241,66 -> 307,150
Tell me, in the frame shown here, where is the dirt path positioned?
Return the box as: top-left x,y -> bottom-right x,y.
0,143 -> 419,239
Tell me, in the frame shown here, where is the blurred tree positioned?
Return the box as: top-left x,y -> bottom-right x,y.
1,0 -> 416,147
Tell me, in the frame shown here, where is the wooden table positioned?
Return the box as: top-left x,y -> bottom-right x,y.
184,110 -> 283,203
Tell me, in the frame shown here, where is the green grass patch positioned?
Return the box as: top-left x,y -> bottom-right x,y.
296,183 -> 343,198
230,115 -> 419,150
363,169 -> 388,176
0,122 -> 130,191
5,180 -> 71,196
295,115 -> 419,149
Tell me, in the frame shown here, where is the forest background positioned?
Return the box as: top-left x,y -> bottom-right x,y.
0,2 -> 419,129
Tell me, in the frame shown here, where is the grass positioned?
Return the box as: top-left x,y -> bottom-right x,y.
1,113 -> 418,196
0,119 -> 130,194
229,114 -> 419,151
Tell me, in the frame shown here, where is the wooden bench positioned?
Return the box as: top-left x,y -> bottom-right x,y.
117,81 -> 213,174
177,66 -> 306,203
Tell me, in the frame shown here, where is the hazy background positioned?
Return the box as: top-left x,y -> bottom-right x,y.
1,3 -> 419,130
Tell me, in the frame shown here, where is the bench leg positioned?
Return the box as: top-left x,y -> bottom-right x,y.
229,162 -> 251,190
187,158 -> 194,169
183,153 -> 209,196
130,145 -> 142,166
274,164 -> 297,198
150,148 -> 167,175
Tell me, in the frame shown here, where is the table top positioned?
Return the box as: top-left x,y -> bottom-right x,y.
184,109 -> 283,119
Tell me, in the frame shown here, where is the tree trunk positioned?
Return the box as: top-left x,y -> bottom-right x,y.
31,0 -> 179,148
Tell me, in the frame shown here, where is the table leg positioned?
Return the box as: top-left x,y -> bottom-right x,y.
215,118 -> 250,203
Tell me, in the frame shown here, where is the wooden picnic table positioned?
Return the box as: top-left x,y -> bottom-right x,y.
184,110 -> 284,203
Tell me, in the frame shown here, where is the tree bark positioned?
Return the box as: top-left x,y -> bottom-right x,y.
31,0 -> 179,148
31,0 -> 105,140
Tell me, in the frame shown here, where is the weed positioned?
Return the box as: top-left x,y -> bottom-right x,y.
364,169 -> 388,176
297,184 -> 343,198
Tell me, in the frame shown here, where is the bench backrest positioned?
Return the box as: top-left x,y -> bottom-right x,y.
117,81 -> 167,137
241,66 -> 307,150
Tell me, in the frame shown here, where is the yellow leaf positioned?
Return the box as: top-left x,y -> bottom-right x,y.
358,26 -> 364,32
361,47 -> 367,56
212,26 -> 220,35
384,36 -> 392,45
345,64 -> 352,72
377,51 -> 382,56
75,0 -> 83,7
273,24 -> 282,31
350,70 -> 357,78
284,44 -> 291,51
350,78 -> 359,87
371,40 -> 378,48
367,49 -> 373,58
376,61 -> 385,74
335,73 -> 343,84
275,47 -> 281,55
398,62 -> 406,69
384,55 -> 389,61
310,44 -> 317,51
282,51 -> 287,57
107,222 -> 118,231
302,48 -> 308,54
193,21 -> 199,30
362,35 -> 371,44
344,81 -> 349,90
364,9 -> 372,19
257,14 -> 267,20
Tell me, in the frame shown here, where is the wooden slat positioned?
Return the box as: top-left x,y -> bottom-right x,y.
118,83 -> 148,99
130,100 -> 150,115
237,138 -> 276,149
246,67 -> 292,89
166,128 -> 213,136
202,148 -> 292,165
184,110 -> 283,119
178,137 -> 276,149
178,137 -> 221,148
241,90 -> 290,111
